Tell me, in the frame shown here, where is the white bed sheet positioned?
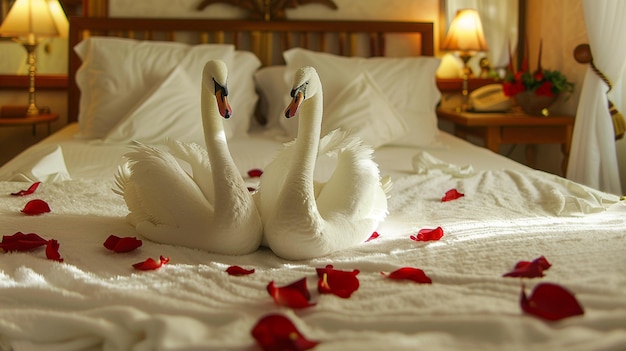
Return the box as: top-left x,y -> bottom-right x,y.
0,123 -> 529,183
0,124 -> 625,351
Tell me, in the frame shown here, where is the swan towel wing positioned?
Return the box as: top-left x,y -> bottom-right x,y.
114,60 -> 263,255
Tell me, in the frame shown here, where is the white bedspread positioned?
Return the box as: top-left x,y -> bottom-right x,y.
1,155 -> 624,351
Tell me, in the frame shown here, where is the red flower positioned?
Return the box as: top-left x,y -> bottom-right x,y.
503,256 -> 552,278
382,267 -> 432,284
502,81 -> 525,97
21,199 -> 51,215
132,256 -> 170,270
226,265 -> 255,276
535,81 -> 555,97
251,314 -> 319,351
267,278 -> 315,309
441,189 -> 464,202
11,182 -> 41,196
0,232 -> 48,252
410,227 -> 444,242
103,235 -> 143,253
521,282 -> 584,321
46,239 -> 64,262
365,231 -> 380,242
316,265 -> 360,298
247,169 -> 263,178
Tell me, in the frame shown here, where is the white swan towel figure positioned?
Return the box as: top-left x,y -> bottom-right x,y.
256,66 -> 391,260
114,60 -> 263,255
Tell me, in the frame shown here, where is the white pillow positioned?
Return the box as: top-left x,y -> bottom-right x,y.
254,65 -> 290,130
322,72 -> 408,148
104,50 -> 261,144
226,50 -> 262,135
283,48 -> 441,147
103,65 -> 231,144
74,37 -> 235,139
280,71 -> 407,148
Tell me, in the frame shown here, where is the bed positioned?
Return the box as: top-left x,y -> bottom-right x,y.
0,8 -> 625,351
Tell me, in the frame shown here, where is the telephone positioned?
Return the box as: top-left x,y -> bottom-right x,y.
469,84 -> 512,112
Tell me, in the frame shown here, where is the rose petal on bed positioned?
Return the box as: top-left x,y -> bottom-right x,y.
21,199 -> 51,215
45,239 -> 64,262
247,186 -> 256,192
410,227 -> 444,241
0,232 -> 48,252
103,235 -> 143,253
132,256 -> 170,270
316,265 -> 360,298
521,282 -> 584,321
251,314 -> 319,351
226,265 -> 255,276
267,278 -> 315,309
503,256 -> 552,278
441,188 -> 464,202
10,182 -> 41,196
247,168 -> 263,178
365,231 -> 380,242
382,267 -> 432,284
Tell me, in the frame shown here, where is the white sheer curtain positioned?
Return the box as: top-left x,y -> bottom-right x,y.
566,0 -> 626,195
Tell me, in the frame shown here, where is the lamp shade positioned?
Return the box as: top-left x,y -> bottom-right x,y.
46,0 -> 69,38
442,8 -> 488,52
0,0 -> 59,42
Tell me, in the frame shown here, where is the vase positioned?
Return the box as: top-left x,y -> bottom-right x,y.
514,91 -> 558,116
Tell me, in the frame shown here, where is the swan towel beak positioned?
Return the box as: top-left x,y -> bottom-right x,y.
285,91 -> 304,118
214,79 -> 232,119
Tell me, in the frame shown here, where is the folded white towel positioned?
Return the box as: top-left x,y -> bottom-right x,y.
0,145 -> 70,182
412,150 -> 474,177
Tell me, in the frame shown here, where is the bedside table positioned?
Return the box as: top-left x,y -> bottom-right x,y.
436,107 -> 574,173
0,113 -> 59,136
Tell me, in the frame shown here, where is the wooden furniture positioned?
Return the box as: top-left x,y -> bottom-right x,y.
0,112 -> 59,135
437,107 -> 574,172
67,17 -> 434,124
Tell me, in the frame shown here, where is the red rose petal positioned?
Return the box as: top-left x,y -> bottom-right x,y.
226,265 -> 255,276
251,314 -> 319,351
0,232 -> 48,252
11,182 -> 41,196
382,267 -> 432,284
267,278 -> 315,309
132,256 -> 170,270
365,231 -> 380,242
247,186 -> 256,192
247,169 -> 263,178
45,239 -> 64,262
442,188 -> 464,202
315,265 -> 360,298
21,199 -> 51,215
410,227 -> 444,242
503,256 -> 552,278
521,282 -> 584,321
103,235 -> 143,253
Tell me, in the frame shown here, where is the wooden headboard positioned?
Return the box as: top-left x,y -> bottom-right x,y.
67,17 -> 434,123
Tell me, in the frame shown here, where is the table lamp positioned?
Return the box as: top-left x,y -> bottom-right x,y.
442,8 -> 489,111
0,0 -> 67,116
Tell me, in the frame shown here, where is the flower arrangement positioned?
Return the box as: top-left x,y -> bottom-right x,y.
502,40 -> 574,98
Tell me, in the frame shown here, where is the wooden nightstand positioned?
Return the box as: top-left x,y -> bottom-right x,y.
0,113 -> 59,136
436,107 -> 574,173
